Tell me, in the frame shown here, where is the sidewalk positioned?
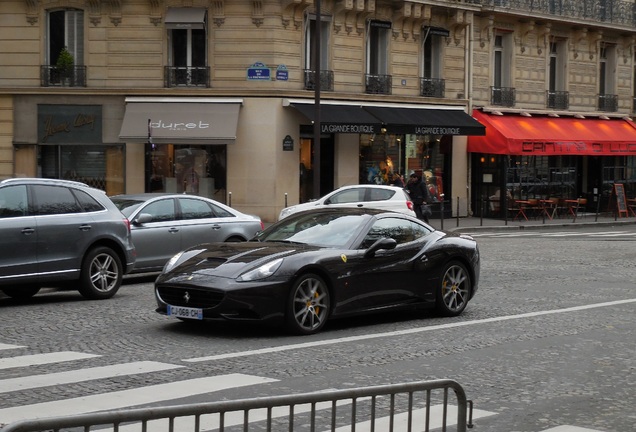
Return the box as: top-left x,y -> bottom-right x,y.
435,212 -> 636,233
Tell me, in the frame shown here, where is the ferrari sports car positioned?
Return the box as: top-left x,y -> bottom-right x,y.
155,208 -> 480,335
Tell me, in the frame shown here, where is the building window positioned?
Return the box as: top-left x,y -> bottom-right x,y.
165,9 -> 209,87
492,32 -> 514,106
304,14 -> 333,91
547,38 -> 568,109
45,9 -> 85,86
365,21 -> 392,94
599,43 -> 618,111
421,28 -> 446,97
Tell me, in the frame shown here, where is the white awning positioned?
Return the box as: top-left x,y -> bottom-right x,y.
165,8 -> 207,30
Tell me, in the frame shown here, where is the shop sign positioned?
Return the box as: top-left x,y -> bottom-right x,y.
247,62 -> 271,80
276,65 -> 289,81
321,124 -> 378,134
38,105 -> 102,144
282,135 -> 294,151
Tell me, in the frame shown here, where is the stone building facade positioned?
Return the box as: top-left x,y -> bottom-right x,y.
1,0 -> 636,221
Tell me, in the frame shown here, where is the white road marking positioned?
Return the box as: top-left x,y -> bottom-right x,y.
540,426 -> 606,432
0,343 -> 24,351
0,361 -> 184,393
0,374 -> 278,424
183,298 -> 636,363
0,351 -> 100,370
324,405 -> 497,432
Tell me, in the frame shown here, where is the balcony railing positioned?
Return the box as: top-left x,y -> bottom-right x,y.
40,65 -> 87,87
598,94 -> 618,112
420,78 -> 445,98
491,86 -> 516,107
164,66 -> 210,88
481,0 -> 636,26
547,90 -> 569,109
365,74 -> 392,95
303,70 -> 334,91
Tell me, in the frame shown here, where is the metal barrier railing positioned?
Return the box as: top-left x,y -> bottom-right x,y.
0,379 -> 473,432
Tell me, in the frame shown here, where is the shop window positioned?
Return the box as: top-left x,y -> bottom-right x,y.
146,145 -> 227,203
304,14 -> 333,90
39,145 -> 124,195
366,21 -> 392,94
44,9 -> 85,86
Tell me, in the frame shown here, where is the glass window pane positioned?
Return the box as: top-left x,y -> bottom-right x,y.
33,185 -> 81,215
0,185 -> 28,218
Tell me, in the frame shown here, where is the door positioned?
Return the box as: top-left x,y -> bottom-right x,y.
130,198 -> 182,272
0,185 -> 38,282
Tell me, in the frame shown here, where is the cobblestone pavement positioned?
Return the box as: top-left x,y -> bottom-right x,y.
0,224 -> 635,432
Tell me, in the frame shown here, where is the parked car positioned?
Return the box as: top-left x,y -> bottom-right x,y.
155,207 -> 479,335
0,178 -> 136,300
278,184 -> 415,220
111,193 -> 264,274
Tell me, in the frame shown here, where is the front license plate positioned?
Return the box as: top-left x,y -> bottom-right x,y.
167,305 -> 203,320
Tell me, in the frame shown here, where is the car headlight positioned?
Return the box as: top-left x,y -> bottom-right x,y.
163,251 -> 185,273
237,258 -> 283,282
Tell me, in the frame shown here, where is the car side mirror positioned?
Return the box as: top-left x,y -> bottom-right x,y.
133,213 -> 153,225
364,237 -> 397,258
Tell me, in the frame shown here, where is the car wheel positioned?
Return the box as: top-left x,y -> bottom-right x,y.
1,285 -> 41,299
435,261 -> 471,317
285,273 -> 330,335
78,246 -> 123,300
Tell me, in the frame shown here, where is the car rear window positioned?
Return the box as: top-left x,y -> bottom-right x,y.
367,188 -> 395,202
73,190 -> 105,212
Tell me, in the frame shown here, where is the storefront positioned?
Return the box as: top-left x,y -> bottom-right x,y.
118,97 -> 241,203
285,99 -> 485,216
469,109 -> 636,217
12,97 -> 125,196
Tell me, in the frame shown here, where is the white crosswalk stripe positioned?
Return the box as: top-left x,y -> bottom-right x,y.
0,351 -> 100,370
0,361 -> 183,394
0,373 -> 278,424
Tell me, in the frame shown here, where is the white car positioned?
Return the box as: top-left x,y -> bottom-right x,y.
278,184 -> 416,220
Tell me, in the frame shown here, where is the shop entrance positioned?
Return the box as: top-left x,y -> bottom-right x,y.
145,143 -> 227,203
298,133 -> 334,202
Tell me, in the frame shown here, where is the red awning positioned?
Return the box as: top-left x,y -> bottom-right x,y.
468,110 -> 636,155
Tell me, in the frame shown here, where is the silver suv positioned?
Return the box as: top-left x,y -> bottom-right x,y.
0,178 -> 136,300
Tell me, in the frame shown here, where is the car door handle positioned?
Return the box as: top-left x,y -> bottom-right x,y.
21,227 -> 35,235
168,227 -> 180,233
357,204 -> 363,207
79,224 -> 92,231
211,224 -> 221,230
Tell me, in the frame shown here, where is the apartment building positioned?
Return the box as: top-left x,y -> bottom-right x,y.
1,1 -> 635,221
468,0 -> 636,216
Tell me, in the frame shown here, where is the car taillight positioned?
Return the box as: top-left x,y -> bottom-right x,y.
407,201 -> 414,211
123,217 -> 131,233
260,221 -> 265,230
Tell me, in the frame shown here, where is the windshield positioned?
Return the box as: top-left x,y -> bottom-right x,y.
256,212 -> 372,247
110,198 -> 144,218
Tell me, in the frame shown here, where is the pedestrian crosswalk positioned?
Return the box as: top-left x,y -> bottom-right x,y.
0,342 -> 606,432
464,229 -> 636,239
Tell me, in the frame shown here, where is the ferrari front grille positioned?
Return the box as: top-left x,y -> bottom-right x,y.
158,286 -> 224,308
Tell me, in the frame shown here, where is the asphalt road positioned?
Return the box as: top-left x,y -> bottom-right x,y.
1,225 -> 635,431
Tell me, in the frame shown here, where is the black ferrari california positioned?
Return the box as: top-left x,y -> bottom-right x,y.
155,208 -> 480,335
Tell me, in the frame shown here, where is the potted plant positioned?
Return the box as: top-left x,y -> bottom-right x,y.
56,47 -> 74,85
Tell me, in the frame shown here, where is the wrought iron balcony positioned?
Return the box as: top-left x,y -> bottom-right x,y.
547,90 -> 569,109
598,94 -> 618,112
481,0 -> 636,26
164,66 -> 210,88
420,78 -> 445,98
40,65 -> 87,87
491,86 -> 516,107
303,70 -> 334,91
365,74 -> 392,95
